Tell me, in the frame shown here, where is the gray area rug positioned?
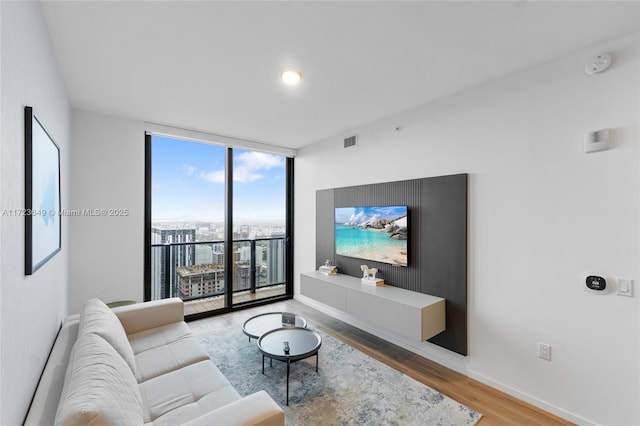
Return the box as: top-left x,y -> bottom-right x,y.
199,325 -> 482,425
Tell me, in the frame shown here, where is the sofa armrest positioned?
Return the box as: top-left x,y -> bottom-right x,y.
113,298 -> 184,335
24,315 -> 80,426
183,391 -> 284,426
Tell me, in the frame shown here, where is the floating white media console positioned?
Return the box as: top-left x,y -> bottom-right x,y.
300,271 -> 445,341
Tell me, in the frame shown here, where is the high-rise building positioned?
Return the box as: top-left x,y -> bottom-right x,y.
238,245 -> 251,262
266,233 -> 285,285
195,244 -> 213,265
151,224 -> 196,299
176,264 -> 224,298
234,261 -> 251,291
212,244 -> 224,265
233,243 -> 267,290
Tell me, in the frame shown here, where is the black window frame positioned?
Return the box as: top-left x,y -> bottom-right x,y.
144,133 -> 294,320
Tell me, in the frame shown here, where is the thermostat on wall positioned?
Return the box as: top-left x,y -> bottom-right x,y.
584,274 -> 609,294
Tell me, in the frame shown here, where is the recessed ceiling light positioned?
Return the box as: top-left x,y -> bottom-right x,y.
281,70 -> 302,86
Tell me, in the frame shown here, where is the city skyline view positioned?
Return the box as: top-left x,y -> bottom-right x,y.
152,135 -> 287,223
151,220 -> 286,243
150,135 -> 288,307
150,222 -> 286,302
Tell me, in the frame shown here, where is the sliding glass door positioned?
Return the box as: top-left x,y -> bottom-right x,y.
144,134 -> 292,319
232,149 -> 288,305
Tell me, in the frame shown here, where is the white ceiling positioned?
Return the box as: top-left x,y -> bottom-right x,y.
41,1 -> 639,150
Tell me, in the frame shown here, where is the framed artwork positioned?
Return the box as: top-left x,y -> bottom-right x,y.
25,106 -> 61,275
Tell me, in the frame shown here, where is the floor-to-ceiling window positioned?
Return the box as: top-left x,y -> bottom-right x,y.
232,148 -> 288,305
144,134 -> 293,319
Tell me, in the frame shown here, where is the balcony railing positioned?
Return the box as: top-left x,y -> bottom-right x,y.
150,237 -> 286,303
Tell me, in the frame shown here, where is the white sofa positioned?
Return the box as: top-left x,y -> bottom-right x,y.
24,298 -> 284,426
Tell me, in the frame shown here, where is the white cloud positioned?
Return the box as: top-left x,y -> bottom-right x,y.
200,152 -> 284,184
236,151 -> 284,171
233,151 -> 284,183
233,168 -> 265,183
200,170 -> 225,183
183,164 -> 196,176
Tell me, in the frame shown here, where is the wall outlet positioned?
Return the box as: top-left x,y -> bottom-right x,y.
538,343 -> 552,361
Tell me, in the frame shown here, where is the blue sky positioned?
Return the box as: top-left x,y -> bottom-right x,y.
152,135 -> 286,222
335,206 -> 407,225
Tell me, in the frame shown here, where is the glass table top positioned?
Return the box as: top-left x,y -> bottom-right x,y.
257,327 -> 322,359
242,312 -> 307,339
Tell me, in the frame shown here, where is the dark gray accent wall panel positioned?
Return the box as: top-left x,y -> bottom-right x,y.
420,174 -> 467,355
315,174 -> 467,355
316,189 -> 335,269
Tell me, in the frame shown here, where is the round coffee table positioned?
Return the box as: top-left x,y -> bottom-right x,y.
257,327 -> 322,405
242,312 -> 307,341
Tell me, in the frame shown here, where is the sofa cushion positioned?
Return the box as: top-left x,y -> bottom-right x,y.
55,333 -> 143,426
128,322 -> 210,382
78,298 -> 138,376
139,360 -> 240,424
180,391 -> 286,426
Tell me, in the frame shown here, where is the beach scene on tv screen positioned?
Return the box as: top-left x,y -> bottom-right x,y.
335,206 -> 408,267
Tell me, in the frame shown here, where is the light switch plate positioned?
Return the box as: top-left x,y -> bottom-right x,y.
616,278 -> 634,297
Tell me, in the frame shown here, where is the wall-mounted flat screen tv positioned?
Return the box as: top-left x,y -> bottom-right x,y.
335,205 -> 408,267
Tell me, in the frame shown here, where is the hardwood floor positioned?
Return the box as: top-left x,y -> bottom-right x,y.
189,299 -> 573,425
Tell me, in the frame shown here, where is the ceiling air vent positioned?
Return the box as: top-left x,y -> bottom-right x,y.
343,135 -> 358,148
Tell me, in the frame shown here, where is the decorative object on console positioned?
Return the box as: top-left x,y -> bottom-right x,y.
319,261 -> 337,275
360,265 -> 384,286
360,264 -> 377,279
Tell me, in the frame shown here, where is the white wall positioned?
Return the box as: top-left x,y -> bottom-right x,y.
69,109 -> 145,313
0,2 -> 70,424
67,113 -> 292,314
0,2 -> 4,422
294,33 -> 639,425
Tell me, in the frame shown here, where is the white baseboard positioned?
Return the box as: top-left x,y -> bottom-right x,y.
294,294 -> 594,426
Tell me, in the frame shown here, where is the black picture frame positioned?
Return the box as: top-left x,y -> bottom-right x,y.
25,106 -> 61,275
